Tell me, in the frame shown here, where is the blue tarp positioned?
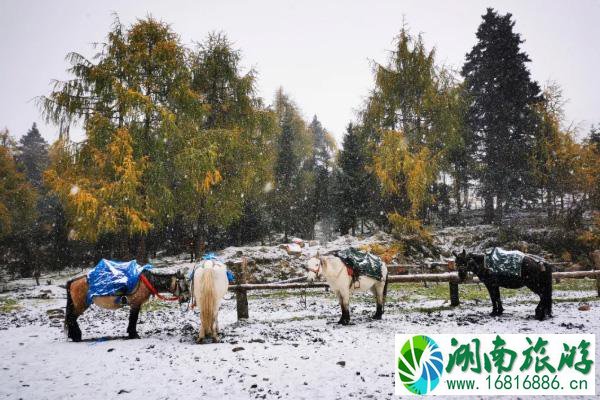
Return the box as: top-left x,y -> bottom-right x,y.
484,247 -> 524,278
86,259 -> 153,305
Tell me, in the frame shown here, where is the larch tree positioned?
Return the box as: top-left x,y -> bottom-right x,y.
177,33 -> 278,255
41,17 -> 202,262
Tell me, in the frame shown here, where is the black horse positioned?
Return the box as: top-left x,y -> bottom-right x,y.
453,249 -> 553,320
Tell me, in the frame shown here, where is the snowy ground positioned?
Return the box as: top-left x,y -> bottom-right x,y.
1,275 -> 599,400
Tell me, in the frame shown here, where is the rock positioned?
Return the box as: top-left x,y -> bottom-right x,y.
117,389 -> 130,394
336,361 -> 346,367
578,303 -> 591,311
308,240 -> 319,247
284,243 -> 302,256
291,238 -> 305,247
107,348 -> 115,352
249,338 -> 265,343
232,346 -> 245,352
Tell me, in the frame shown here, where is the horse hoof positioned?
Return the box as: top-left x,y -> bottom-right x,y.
372,314 -> 382,320
128,333 -> 140,339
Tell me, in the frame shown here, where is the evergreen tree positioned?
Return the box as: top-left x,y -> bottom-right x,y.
16,123 -> 49,189
335,124 -> 374,235
462,8 -> 542,222
271,89 -> 314,240
307,116 -> 335,239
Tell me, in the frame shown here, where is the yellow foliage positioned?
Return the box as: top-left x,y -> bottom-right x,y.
374,130 -> 438,217
387,212 -> 432,242
359,242 -> 405,263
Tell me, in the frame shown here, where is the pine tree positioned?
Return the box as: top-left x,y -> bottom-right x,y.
462,8 -> 542,223
16,123 -> 49,189
307,116 -> 335,239
335,124 -> 375,235
273,90 -> 302,241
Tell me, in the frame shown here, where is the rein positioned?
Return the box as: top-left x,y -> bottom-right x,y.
139,274 -> 180,301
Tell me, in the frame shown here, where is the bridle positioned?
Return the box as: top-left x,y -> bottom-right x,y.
306,258 -> 323,278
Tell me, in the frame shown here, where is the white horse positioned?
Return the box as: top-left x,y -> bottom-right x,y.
306,255 -> 388,325
190,259 -> 229,343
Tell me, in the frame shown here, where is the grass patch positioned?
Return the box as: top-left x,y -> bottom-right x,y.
141,299 -> 171,312
0,297 -> 20,313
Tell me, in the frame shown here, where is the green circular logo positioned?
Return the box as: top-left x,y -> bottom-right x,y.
397,335 -> 444,394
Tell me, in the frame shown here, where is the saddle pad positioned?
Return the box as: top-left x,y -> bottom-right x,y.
335,247 -> 384,281
484,247 -> 524,278
86,259 -> 152,305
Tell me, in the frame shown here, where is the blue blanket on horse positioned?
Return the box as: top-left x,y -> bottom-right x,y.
86,259 -> 152,305
484,247 -> 524,278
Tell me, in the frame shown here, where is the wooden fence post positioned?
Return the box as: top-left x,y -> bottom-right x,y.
449,282 -> 460,307
592,250 -> 600,298
446,260 -> 460,306
236,289 -> 249,320
235,257 -> 250,320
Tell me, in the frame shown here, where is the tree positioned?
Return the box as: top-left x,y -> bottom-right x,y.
0,135 -> 37,239
357,26 -> 465,232
334,124 -> 376,235
16,123 -> 49,189
462,8 -> 542,222
306,116 -> 335,239
271,89 -> 315,240
41,17 -> 198,262
177,33 -> 278,255
0,131 -> 37,276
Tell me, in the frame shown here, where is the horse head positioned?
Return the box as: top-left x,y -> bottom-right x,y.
172,270 -> 191,304
452,249 -> 471,282
306,257 -> 323,282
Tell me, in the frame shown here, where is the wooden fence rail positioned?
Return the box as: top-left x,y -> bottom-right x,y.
229,269 -> 600,321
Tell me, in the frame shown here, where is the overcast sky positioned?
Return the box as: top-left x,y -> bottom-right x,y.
1,0 -> 599,144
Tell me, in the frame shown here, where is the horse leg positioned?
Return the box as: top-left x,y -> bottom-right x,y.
545,279 -> 553,318
65,279 -> 87,342
494,286 -> 504,315
337,293 -> 350,325
127,306 -> 141,339
484,283 -> 499,316
371,284 -> 384,320
211,311 -> 220,343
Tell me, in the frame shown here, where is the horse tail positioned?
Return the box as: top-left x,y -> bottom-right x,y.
199,268 -> 216,336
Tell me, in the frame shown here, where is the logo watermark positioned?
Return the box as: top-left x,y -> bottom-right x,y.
395,334 -> 595,396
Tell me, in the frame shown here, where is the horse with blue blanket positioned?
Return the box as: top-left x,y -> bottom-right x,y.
454,248 -> 553,320
65,259 -> 189,342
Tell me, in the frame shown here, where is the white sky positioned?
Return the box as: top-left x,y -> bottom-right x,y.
1,0 -> 599,144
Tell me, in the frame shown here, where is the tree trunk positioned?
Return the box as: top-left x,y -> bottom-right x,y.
136,234 -> 148,264
483,193 -> 494,223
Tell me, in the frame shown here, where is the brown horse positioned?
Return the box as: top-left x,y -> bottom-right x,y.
65,269 -> 189,342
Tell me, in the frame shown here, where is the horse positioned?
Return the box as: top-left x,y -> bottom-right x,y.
190,259 -> 229,343
65,269 -> 189,342
453,249 -> 553,320
306,255 -> 388,325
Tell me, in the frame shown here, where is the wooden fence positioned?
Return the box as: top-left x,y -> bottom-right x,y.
229,254 -> 600,321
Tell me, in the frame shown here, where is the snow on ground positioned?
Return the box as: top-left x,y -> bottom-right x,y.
1,275 -> 599,400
